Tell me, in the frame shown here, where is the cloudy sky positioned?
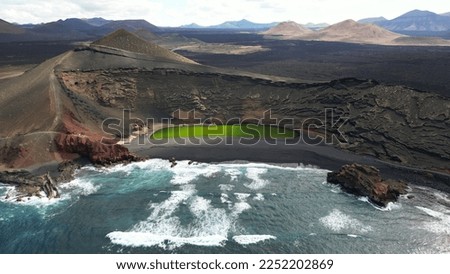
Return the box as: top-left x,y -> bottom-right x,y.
1,0 -> 449,26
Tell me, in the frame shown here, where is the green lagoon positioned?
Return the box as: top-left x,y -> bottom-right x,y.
150,124 -> 297,139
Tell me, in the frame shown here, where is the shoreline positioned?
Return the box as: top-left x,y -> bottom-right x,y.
126,137 -> 450,194
1,137 -> 449,199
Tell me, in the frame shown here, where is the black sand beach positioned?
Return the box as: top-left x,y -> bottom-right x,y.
126,137 -> 450,194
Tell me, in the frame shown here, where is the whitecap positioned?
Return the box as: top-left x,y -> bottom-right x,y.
417,206 -> 444,218
233,235 -> 276,245
1,177 -> 99,208
432,192 -> 450,211
2,193 -> 63,207
217,161 -> 328,173
433,192 -> 450,203
60,178 -> 100,196
416,206 -> 450,234
232,201 -> 251,215
100,159 -> 169,174
218,184 -> 234,192
107,231 -> 227,248
0,185 -> 65,207
107,185 -> 239,249
232,193 -> 251,215
253,193 -> 265,201
189,196 -> 212,217
0,184 -> 15,200
220,193 -> 230,204
244,168 -> 269,190
235,193 -> 251,201
101,159 -> 331,249
224,168 -> 241,181
149,184 -> 196,218
379,202 -> 402,211
357,196 -> 402,211
357,196 -> 369,203
0,184 -> 13,193
319,209 -> 372,233
79,165 -> 98,172
170,162 -> 221,185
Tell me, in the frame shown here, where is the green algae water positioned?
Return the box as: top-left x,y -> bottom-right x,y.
150,125 -> 298,139
0,159 -> 449,253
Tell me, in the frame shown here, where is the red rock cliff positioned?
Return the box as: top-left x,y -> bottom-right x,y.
55,134 -> 138,165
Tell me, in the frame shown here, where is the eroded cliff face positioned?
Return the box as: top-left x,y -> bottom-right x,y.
57,68 -> 450,171
54,134 -> 138,165
59,71 -> 138,109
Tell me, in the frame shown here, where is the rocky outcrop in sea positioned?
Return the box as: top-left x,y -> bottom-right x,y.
327,163 -> 408,207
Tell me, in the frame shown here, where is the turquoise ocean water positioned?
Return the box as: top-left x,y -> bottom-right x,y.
0,159 -> 449,253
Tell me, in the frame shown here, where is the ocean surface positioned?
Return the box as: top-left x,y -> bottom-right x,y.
0,159 -> 449,254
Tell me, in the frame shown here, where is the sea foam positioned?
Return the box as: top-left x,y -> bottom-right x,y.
219,184 -> 235,192
107,183 -> 243,249
244,168 -> 269,190
107,232 -> 227,248
320,209 -> 372,233
99,158 -> 328,250
253,193 -> 265,201
416,206 -> 450,234
60,178 -> 100,196
233,235 -> 276,245
106,183 -> 256,249
170,162 -> 221,185
224,168 -> 241,181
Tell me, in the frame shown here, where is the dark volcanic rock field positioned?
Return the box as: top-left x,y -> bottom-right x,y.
58,67 -> 450,172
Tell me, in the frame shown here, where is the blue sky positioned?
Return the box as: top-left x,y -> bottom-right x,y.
1,0 -> 449,26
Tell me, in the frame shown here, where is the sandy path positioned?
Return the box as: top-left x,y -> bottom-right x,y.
0,65 -> 35,80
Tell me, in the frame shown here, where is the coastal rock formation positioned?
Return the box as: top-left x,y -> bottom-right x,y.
41,173 -> 59,199
56,161 -> 82,183
1,171 -> 59,201
55,134 -> 138,165
327,163 -> 408,207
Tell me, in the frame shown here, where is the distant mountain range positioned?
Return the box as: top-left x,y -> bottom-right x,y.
0,18 -> 160,42
82,17 -> 112,26
182,10 -> 450,33
1,9 -> 450,43
263,19 -> 403,44
360,10 -> 450,32
302,22 -> 329,30
180,23 -> 205,29
181,19 -> 278,30
0,19 -> 25,34
180,20 -> 330,30
263,19 -> 450,46
357,17 -> 387,24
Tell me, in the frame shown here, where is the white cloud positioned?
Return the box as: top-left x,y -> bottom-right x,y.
0,0 -> 449,26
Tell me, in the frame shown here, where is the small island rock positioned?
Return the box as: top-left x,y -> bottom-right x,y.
327,163 -> 408,207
